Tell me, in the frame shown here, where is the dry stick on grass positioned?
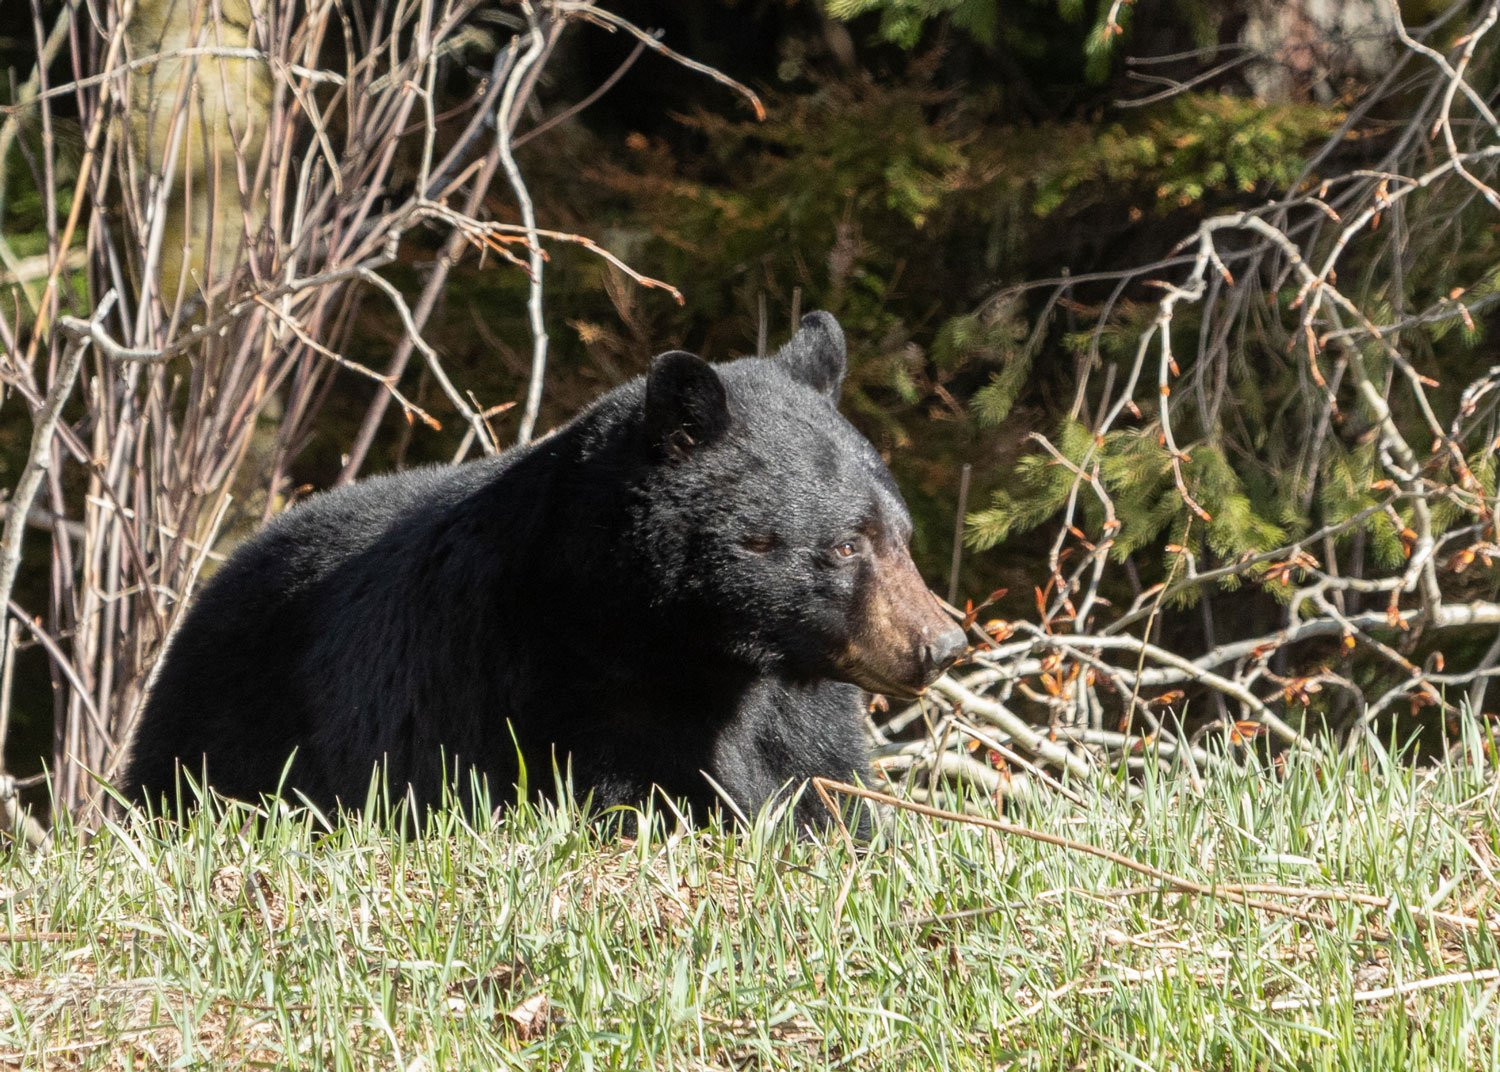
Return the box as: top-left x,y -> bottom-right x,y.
812,778 -> 1484,936
1267,967 -> 1500,1012
0,931 -> 76,942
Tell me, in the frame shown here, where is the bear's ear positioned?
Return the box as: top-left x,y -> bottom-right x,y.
778,311 -> 847,400
644,350 -> 730,459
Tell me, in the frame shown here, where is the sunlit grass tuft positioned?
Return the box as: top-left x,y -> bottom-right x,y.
2,741 -> 1498,1070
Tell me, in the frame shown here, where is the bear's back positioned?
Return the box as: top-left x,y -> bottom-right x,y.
122,457 -> 515,808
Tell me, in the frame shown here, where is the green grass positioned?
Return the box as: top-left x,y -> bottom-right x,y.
2,743 -> 1498,1070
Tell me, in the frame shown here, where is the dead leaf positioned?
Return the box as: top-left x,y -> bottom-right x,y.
507,993 -> 553,1042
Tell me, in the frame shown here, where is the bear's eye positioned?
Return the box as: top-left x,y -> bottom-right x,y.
741,534 -> 779,554
833,540 -> 859,559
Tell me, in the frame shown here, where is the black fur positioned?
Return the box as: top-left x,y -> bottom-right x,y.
123,312 -> 958,829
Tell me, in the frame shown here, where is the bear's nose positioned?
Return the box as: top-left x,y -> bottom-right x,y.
921,624 -> 968,677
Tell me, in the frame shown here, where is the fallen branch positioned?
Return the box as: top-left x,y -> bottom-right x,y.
813,778 -> 1483,935
1268,967 -> 1500,1012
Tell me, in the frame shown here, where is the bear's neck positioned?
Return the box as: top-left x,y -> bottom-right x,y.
452,403 -> 769,702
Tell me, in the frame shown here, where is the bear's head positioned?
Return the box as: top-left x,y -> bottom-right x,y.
636,312 -> 967,697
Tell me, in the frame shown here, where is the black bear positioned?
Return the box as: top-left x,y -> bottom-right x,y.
122,313 -> 966,827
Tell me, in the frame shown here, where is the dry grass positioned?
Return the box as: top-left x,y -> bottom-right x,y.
0,741 -> 1496,1070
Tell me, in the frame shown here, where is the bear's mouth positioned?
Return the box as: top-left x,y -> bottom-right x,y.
832,658 -> 928,700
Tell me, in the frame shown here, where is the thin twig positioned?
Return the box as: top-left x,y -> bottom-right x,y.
814,779 -> 1482,934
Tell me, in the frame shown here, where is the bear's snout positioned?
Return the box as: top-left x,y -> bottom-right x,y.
920,622 -> 968,678
838,547 -> 968,697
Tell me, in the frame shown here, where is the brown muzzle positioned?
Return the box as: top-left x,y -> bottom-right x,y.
837,547 -> 968,697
